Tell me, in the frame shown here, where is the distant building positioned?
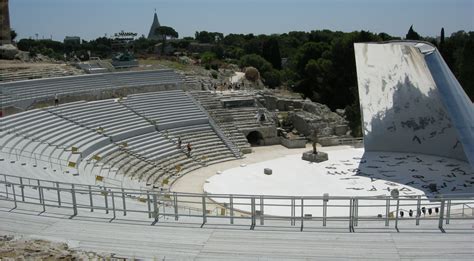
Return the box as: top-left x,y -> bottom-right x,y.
147,11 -> 162,40
64,36 -> 81,45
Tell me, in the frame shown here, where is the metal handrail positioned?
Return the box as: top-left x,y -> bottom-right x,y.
0,172 -> 473,232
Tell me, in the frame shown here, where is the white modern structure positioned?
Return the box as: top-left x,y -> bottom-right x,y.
354,41 -> 474,169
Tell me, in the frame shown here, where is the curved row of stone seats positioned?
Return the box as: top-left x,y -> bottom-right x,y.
0,65 -> 83,83
0,105 -> 111,171
2,76 -> 114,104
103,70 -> 185,86
124,90 -> 209,130
46,99 -> 154,141
82,124 -> 236,188
0,69 -> 185,107
146,124 -> 236,187
0,93 -> 14,106
81,132 -> 175,182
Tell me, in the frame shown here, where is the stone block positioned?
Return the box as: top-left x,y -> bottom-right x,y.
264,168 -> 272,175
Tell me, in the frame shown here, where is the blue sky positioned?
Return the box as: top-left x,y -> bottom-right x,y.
10,0 -> 474,41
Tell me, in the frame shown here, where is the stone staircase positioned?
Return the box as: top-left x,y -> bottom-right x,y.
190,91 -> 252,154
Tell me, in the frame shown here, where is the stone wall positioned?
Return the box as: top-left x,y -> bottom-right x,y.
260,93 -> 349,138
241,126 -> 279,145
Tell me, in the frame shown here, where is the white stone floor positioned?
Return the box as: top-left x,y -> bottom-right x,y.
173,145 -> 474,216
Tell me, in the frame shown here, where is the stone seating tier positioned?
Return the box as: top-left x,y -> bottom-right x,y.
0,69 -> 186,107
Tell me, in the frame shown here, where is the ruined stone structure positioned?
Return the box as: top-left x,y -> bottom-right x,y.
0,0 -> 11,45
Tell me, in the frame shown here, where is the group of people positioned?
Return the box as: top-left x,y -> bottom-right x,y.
177,137 -> 192,157
208,82 -> 244,93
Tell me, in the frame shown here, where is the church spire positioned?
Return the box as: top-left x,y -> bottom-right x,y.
147,10 -> 161,40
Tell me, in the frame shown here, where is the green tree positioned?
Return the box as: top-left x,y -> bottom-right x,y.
406,25 -> 421,40
10,29 -> 17,41
263,69 -> 281,88
201,51 -> 216,65
156,26 -> 179,55
457,37 -> 474,101
195,31 -> 223,43
239,54 -> 273,75
262,37 -> 282,69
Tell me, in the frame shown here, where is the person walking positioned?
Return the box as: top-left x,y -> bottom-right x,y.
177,137 -> 182,149
54,94 -> 59,107
186,142 -> 192,157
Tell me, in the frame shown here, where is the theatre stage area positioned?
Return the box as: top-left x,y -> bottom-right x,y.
203,147 -> 474,216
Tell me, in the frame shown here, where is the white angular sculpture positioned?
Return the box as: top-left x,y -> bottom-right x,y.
354,41 -> 474,169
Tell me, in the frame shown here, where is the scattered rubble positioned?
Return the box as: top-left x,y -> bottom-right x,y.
0,235 -> 111,260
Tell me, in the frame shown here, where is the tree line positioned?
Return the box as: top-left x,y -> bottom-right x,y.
14,26 -> 474,136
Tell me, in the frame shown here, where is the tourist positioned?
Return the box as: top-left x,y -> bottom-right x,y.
177,137 -> 182,149
186,142 -> 192,157
54,94 -> 59,107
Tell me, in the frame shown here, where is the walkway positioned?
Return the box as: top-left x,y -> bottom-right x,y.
0,205 -> 472,260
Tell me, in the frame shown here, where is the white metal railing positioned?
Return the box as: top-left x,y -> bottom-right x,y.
0,173 -> 472,232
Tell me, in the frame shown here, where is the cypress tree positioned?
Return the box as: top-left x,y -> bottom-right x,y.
406,25 -> 421,40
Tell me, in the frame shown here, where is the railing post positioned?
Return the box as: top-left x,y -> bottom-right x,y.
446,200 -> 451,225
201,194 -> 207,227
19,177 -> 25,202
416,195 -> 421,226
395,198 -> 400,231
103,187 -> 109,214
152,193 -> 158,225
89,185 -> 93,212
300,198 -> 304,232
250,197 -> 256,230
354,198 -> 359,227
291,197 -> 295,226
260,195 -> 264,226
4,175 -> 8,198
122,188 -> 126,216
147,191 -> 151,218
249,197 -> 255,229
11,183 -> 17,210
71,184 -> 77,217
40,187 -> 45,213
385,197 -> 390,227
173,192 -> 178,221
37,180 -> 41,205
323,197 -> 328,227
438,198 -> 445,232
349,198 -> 353,232
56,182 -> 61,206
230,195 -> 234,225
111,191 -> 116,221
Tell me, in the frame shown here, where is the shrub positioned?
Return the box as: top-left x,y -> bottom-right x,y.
245,67 -> 260,82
